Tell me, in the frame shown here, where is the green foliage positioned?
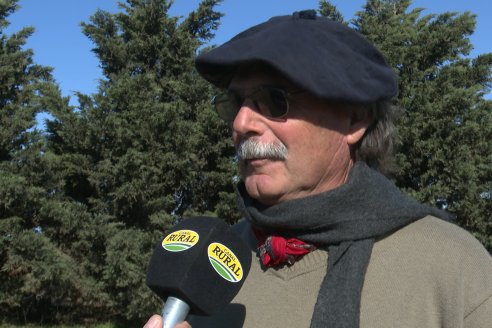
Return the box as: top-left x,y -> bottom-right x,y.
46,0 -> 234,228
0,222 -> 106,323
0,324 -> 120,328
350,0 -> 491,251
39,0 -> 234,324
101,227 -> 158,322
318,0 -> 344,23
0,1 -> 85,323
2,0 -> 490,325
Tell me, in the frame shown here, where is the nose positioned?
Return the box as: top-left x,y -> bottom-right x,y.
232,99 -> 265,138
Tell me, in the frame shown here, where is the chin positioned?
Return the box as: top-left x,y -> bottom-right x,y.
244,183 -> 280,206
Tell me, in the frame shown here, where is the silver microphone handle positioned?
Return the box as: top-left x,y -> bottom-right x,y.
162,296 -> 190,328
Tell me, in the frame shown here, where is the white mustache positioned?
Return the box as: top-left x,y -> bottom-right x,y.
237,138 -> 288,161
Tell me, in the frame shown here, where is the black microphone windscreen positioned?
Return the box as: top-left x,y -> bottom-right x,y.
146,216 -> 252,316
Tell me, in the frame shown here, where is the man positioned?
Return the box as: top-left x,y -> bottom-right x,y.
144,10 -> 492,328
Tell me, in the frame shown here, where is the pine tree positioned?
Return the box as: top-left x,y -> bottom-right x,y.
44,0 -> 235,322
348,0 -> 492,251
1,0 -> 108,324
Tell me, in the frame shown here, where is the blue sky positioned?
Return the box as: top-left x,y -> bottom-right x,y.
4,0 -> 492,102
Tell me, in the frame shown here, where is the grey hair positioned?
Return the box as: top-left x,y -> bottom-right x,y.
237,138 -> 288,161
353,101 -> 402,174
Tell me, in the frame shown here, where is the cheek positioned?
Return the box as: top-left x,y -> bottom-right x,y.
286,122 -> 346,156
284,127 -> 348,174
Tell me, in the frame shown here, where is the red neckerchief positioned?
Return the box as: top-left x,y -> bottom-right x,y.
253,228 -> 317,267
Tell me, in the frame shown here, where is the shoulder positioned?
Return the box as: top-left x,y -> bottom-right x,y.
382,215 -> 490,259
373,215 -> 492,277
369,215 -> 492,321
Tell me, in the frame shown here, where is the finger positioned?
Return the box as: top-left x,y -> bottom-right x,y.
143,314 -> 162,328
175,321 -> 192,328
143,314 -> 191,328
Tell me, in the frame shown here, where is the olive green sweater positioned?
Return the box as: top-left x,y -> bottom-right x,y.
189,216 -> 492,327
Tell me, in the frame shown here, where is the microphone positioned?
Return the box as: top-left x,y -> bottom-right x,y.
146,216 -> 252,328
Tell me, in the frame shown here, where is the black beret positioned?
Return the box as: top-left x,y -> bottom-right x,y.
195,10 -> 398,103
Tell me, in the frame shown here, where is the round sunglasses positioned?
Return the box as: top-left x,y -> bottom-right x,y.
212,86 -> 302,122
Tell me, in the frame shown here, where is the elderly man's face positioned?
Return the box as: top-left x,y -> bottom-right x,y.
230,69 -> 367,205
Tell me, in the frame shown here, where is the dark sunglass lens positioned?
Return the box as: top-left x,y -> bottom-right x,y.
267,88 -> 288,117
214,87 -> 289,121
254,88 -> 288,118
214,91 -> 240,122
249,87 -> 288,118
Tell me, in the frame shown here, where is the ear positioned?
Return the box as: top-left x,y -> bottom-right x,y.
346,114 -> 372,145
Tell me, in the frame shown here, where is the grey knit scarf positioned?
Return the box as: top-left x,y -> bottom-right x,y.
236,162 -> 451,328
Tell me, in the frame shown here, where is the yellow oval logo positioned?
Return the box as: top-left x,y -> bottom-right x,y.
162,230 -> 199,252
207,242 -> 244,283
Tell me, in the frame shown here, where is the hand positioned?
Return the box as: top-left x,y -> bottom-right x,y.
143,314 -> 191,328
